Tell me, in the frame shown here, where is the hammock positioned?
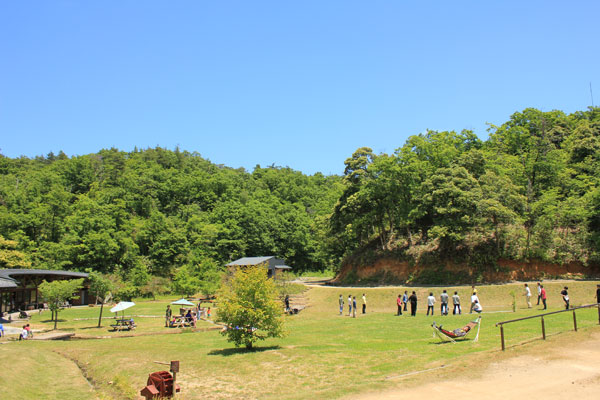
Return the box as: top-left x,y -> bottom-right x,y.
431,316 -> 481,343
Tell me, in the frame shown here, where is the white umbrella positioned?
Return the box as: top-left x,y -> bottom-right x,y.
110,301 -> 136,313
171,298 -> 195,306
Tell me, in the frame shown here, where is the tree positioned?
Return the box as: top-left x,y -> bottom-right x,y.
38,278 -> 84,330
88,271 -> 113,328
172,264 -> 202,297
0,235 -> 31,269
216,265 -> 286,349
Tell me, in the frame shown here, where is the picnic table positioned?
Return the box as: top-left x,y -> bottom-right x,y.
169,315 -> 193,328
110,318 -> 136,331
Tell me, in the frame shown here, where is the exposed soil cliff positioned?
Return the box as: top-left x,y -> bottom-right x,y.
335,258 -> 600,285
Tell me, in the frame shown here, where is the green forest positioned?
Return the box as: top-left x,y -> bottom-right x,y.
1,107 -> 600,289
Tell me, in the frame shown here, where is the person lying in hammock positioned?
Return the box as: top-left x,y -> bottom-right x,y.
434,320 -> 478,338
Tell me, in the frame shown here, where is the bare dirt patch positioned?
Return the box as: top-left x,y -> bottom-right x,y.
349,330 -> 600,399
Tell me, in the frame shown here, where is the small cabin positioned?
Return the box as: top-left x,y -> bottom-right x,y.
225,256 -> 292,278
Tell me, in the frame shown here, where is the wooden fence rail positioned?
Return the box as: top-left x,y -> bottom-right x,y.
495,303 -> 600,351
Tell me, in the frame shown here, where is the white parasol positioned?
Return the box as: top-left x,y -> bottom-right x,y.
171,298 -> 195,306
110,301 -> 136,313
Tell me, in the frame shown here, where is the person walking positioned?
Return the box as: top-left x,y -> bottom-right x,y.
524,283 -> 532,308
409,291 -> 418,316
339,294 -> 344,315
540,285 -> 547,310
561,287 -> 570,309
402,291 -> 408,312
165,305 -> 172,327
536,282 -> 542,305
452,291 -> 461,315
470,291 -> 480,314
352,296 -> 357,318
396,294 -> 403,316
348,295 -> 352,316
440,290 -> 449,316
427,293 -> 435,316
284,295 -> 290,314
362,293 -> 367,314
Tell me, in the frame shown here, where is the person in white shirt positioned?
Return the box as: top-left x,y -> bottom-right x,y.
470,292 -> 480,314
362,293 -> 367,314
536,282 -> 542,305
452,291 -> 461,315
19,325 -> 28,340
348,295 -> 352,316
524,283 -> 532,308
427,293 -> 436,316
473,300 -> 483,313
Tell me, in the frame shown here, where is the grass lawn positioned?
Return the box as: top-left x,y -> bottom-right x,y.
2,281 -> 599,399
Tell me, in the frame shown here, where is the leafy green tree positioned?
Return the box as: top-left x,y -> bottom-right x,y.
38,278 -> 84,330
217,265 -> 286,349
172,264 -> 201,297
0,235 -> 31,268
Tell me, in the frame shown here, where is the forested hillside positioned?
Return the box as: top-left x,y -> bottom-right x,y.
2,106 -> 599,287
0,147 -> 343,294
331,107 -> 600,282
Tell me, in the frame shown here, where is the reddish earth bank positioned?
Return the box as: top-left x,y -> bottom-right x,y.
336,258 -> 600,284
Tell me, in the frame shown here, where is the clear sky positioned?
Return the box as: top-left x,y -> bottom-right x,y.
1,1 -> 599,175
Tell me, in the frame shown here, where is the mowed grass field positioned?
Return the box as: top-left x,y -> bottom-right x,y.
1,281 -> 599,399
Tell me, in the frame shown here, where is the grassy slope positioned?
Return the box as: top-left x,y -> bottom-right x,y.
0,344 -> 94,399
2,281 -> 599,399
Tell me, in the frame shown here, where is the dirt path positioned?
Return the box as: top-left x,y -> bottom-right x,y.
349,331 -> 600,399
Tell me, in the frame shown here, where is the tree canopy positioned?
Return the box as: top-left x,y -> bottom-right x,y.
1,106 -> 599,284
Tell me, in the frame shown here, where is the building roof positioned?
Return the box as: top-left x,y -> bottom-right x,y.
0,277 -> 17,289
226,256 -> 277,266
225,256 -> 292,270
0,269 -> 89,289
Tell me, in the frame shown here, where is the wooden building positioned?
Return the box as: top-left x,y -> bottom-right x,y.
225,256 -> 292,278
0,269 -> 89,314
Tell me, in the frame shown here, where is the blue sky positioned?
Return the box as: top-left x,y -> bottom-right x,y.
1,1 -> 599,175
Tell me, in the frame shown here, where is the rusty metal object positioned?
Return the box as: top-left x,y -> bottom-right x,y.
140,370 -> 181,399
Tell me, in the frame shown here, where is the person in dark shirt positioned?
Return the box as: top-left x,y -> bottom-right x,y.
561,286 -> 569,310
409,291 -> 418,316
595,284 -> 600,304
165,305 -> 172,327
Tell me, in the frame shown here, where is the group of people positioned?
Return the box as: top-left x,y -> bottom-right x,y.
19,324 -> 33,340
395,287 -> 482,317
339,294 -> 367,318
336,287 -> 483,317
165,304 -> 211,328
336,283 -> 599,318
524,283 -> 577,311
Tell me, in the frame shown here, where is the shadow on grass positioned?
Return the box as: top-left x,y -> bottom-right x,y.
41,319 -> 67,323
208,345 -> 281,356
430,339 -> 473,345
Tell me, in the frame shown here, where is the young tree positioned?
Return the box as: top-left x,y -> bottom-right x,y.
38,278 -> 84,330
88,271 -> 113,327
216,265 -> 286,350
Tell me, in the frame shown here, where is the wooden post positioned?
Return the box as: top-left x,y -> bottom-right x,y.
541,316 -> 546,340
573,310 -> 577,332
500,325 -> 505,351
